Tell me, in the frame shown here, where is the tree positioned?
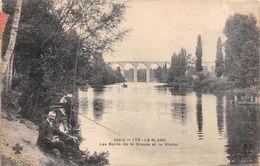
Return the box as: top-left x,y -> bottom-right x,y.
115,67 -> 125,82
224,13 -> 259,87
162,64 -> 168,82
240,40 -> 259,86
154,66 -> 163,82
168,48 -> 193,82
179,48 -> 186,76
2,0 -> 127,121
0,0 -> 23,118
137,69 -> 146,82
195,35 -> 203,72
1,0 -> 23,76
168,53 -> 176,82
124,69 -> 134,82
215,37 -> 225,77
154,64 -> 168,83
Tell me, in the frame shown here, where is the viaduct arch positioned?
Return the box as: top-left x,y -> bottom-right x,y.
106,61 -> 170,82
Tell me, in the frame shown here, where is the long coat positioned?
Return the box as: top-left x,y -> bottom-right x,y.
37,120 -> 66,146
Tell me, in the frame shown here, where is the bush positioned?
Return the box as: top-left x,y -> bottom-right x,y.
194,75 -> 233,92
78,151 -> 109,166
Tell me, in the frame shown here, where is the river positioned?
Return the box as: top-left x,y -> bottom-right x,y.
78,82 -> 260,166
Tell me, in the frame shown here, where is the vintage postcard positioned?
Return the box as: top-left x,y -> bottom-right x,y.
0,0 -> 260,165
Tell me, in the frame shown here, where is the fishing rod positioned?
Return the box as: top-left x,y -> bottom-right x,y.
68,23 -> 119,138
71,110 -> 124,138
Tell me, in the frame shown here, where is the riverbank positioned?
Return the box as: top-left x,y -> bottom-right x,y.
0,105 -> 110,166
159,76 -> 260,98
0,112 -> 69,166
164,76 -> 231,92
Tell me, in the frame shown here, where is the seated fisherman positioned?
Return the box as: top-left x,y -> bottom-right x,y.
37,111 -> 77,156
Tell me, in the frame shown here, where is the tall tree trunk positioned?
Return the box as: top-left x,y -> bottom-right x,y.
7,53 -> 14,89
0,0 -> 2,65
1,0 -> 23,76
0,0 -> 3,115
0,0 -> 23,114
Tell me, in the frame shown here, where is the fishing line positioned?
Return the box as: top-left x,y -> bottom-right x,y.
72,110 -> 124,138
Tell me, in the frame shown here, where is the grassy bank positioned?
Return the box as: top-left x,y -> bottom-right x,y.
165,74 -> 259,97
0,112 -> 67,166
0,106 -> 109,166
193,76 -> 234,93
164,72 -> 259,94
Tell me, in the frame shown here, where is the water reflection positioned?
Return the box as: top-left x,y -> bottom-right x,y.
93,97 -> 105,119
225,97 -> 259,165
78,83 -> 260,165
79,96 -> 88,112
196,92 -> 203,140
216,93 -> 224,137
155,86 -> 168,95
93,88 -> 105,120
169,87 -> 190,96
171,95 -> 187,125
93,87 -> 105,94
171,102 -> 187,125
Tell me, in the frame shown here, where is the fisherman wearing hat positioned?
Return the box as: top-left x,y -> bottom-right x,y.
37,111 -> 66,155
59,93 -> 75,128
37,111 -> 78,157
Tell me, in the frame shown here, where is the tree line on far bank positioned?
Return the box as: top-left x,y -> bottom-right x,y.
154,13 -> 259,90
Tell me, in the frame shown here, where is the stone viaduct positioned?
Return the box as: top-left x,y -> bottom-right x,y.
106,61 -> 170,82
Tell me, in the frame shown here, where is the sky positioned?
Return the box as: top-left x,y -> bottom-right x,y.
104,0 -> 260,64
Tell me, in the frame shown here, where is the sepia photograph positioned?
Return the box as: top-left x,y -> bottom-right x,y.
0,0 -> 260,165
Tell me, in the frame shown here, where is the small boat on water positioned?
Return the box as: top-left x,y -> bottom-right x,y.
122,83 -> 128,88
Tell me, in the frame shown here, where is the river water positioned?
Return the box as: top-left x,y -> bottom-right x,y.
78,83 -> 260,166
